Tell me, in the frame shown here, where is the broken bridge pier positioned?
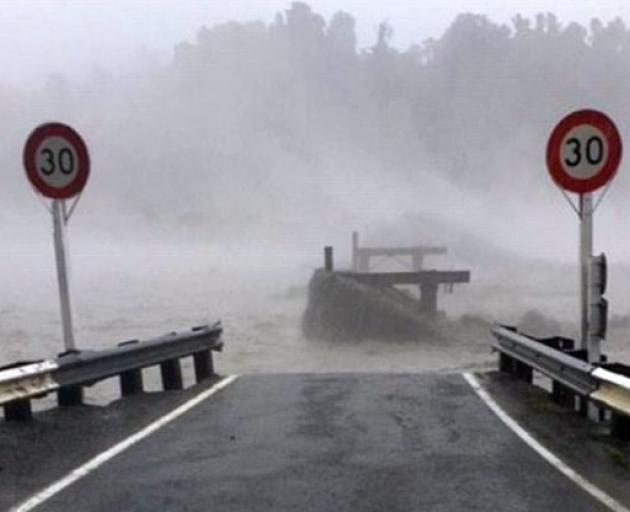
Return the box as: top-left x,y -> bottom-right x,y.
303,234 -> 471,341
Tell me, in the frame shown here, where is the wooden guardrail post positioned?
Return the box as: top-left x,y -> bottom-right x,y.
58,385 -> 83,406
514,361 -> 533,384
497,352 -> 532,384
4,400 -> 32,421
611,413 -> 630,440
193,350 -> 214,383
551,381 -> 575,407
118,339 -> 144,396
499,353 -> 514,373
160,359 -> 183,390
120,369 -> 144,396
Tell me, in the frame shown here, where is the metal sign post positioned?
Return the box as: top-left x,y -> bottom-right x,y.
579,193 -> 593,351
547,110 -> 622,421
23,122 -> 90,353
52,199 -> 75,351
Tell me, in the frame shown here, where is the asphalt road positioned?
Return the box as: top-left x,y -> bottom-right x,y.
32,374 -> 608,511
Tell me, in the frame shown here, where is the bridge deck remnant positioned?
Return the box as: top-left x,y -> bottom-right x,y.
352,230 -> 447,273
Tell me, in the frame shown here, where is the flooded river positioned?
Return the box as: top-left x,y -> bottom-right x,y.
1,239 -> 629,406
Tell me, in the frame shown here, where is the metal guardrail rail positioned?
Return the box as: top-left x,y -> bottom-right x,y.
0,323 -> 223,421
492,324 -> 630,438
0,361 -> 59,407
492,325 -> 597,395
591,368 -> 630,418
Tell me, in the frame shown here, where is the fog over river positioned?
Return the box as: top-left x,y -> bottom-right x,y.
3,3 -> 630,401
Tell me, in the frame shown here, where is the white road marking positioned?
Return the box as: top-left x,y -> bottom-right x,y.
463,372 -> 630,512
10,375 -> 239,512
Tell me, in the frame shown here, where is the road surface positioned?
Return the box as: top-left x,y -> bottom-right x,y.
22,373 -> 610,511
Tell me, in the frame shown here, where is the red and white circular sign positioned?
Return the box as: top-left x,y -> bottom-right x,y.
546,110 -> 622,194
23,122 -> 90,200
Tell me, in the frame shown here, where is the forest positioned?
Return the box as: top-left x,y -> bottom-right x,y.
3,3 -> 630,249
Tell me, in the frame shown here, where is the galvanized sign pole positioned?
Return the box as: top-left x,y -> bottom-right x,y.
579,193 -> 593,352
52,199 -> 76,351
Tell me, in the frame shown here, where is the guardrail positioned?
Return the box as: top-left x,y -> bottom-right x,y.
492,324 -> 630,439
0,323 -> 223,422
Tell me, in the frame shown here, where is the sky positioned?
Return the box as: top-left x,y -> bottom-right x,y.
1,0 -> 630,87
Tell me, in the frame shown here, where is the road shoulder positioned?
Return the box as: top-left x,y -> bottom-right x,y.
477,371 -> 630,507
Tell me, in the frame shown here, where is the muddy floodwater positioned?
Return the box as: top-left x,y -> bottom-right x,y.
1,242 -> 630,407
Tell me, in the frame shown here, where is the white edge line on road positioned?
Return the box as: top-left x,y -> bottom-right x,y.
463,372 -> 630,512
10,374 -> 239,512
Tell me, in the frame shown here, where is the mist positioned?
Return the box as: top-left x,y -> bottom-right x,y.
3,2 -> 630,369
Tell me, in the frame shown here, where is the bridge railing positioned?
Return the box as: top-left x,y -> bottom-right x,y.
492,324 -> 630,438
0,323 -> 223,421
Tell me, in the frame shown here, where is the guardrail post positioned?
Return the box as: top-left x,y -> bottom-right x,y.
611,413 -> 630,440
193,350 -> 214,383
120,369 -> 144,396
514,361 -> 533,384
58,385 -> 83,406
561,348 -> 590,416
4,400 -> 32,421
497,351 -> 532,383
551,381 -> 575,407
499,353 -> 514,373
160,359 -> 183,390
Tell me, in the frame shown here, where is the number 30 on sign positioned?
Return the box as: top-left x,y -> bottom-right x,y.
23,122 -> 90,200
546,110 -> 622,194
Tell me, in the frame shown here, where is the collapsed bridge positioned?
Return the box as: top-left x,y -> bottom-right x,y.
303,233 -> 471,340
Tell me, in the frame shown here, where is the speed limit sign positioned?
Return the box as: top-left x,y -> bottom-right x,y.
23,122 -> 90,199
22,121 -> 91,352
546,109 -> 622,378
546,110 -> 622,194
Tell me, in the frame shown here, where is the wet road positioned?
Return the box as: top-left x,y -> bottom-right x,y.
29,374 -> 608,511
